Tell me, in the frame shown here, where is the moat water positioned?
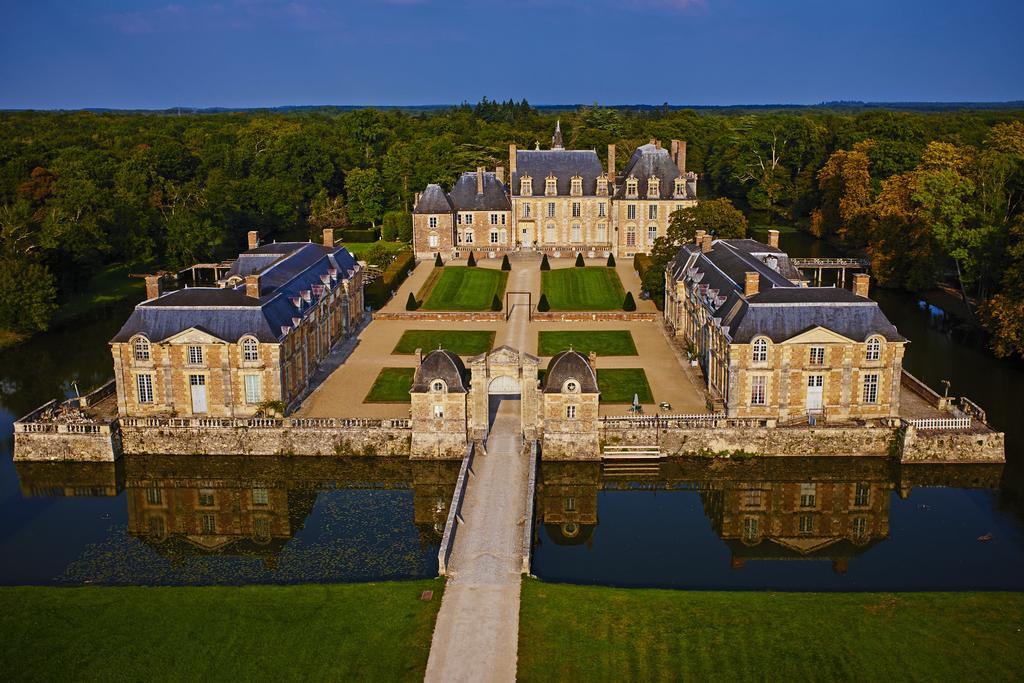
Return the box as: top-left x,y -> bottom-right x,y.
2,230 -> 1023,588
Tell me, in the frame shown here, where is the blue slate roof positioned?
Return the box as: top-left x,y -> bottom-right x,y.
447,171 -> 511,212
613,143 -> 693,200
112,242 -> 359,344
511,149 -> 604,196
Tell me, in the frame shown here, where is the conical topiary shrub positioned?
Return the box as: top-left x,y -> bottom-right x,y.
575,252 -> 585,267
491,294 -> 502,311
405,292 -> 419,311
501,254 -> 511,271
434,253 -> 443,267
537,293 -> 550,312
622,291 -> 636,312
467,252 -> 477,267
607,253 -> 616,267
540,254 -> 550,271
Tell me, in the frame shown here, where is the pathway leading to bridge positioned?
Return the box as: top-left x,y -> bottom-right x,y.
424,262 -> 534,683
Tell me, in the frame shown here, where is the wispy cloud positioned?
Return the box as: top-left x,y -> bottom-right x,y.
103,1 -> 346,35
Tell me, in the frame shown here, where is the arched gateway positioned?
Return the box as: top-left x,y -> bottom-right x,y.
467,346 -> 540,440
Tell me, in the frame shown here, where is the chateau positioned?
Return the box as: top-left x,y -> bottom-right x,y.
665,229 -> 906,422
412,123 -> 698,259
109,229 -> 363,418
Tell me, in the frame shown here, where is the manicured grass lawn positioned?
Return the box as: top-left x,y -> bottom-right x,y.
597,368 -> 653,403
0,581 -> 443,682
518,580 -> 1024,682
340,240 -> 407,257
421,267 -> 508,311
52,262 -> 146,326
541,267 -> 625,311
364,367 -> 415,402
537,331 -> 638,356
393,330 -> 495,356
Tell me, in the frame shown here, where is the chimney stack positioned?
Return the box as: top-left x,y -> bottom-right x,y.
701,234 -> 713,254
607,144 -> 616,182
245,274 -> 261,299
496,165 -> 505,184
247,230 -> 259,250
145,275 -> 162,300
477,166 -> 485,195
509,144 -> 517,174
414,191 -> 421,208
853,273 -> 871,298
588,351 -> 598,370
744,271 -> 760,297
322,228 -> 334,248
694,229 -> 706,246
767,229 -> 780,249
677,140 -> 687,175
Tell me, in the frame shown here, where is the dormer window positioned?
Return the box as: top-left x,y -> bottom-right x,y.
545,175 -> 558,196
242,337 -> 259,362
431,380 -> 446,393
596,173 -> 609,196
647,176 -> 660,198
562,379 -> 579,393
674,177 -> 686,198
570,175 -> 582,196
520,175 -> 532,196
625,175 -> 638,198
133,337 -> 151,362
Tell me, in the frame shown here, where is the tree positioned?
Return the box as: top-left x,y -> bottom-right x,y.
537,293 -> 550,312
362,243 -> 398,269
540,253 -> 550,271
665,198 -> 748,244
164,210 -> 222,270
607,253 -> 616,267
501,254 -> 511,270
575,252 -> 585,267
434,253 -> 443,267
622,291 -> 636,312
0,257 -> 57,333
405,292 -> 418,311
812,141 -> 874,245
346,168 -> 385,227
308,189 -> 348,231
467,252 -> 477,267
490,294 -> 502,311
382,210 -> 411,242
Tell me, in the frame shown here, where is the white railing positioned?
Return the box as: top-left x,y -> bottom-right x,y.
601,414 -> 766,429
119,415 -> 412,430
904,417 -> 972,430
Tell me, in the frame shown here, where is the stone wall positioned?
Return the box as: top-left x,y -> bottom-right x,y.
533,312 -> 659,322
120,425 -> 412,457
899,426 -> 1005,463
14,429 -> 121,462
374,311 -> 506,322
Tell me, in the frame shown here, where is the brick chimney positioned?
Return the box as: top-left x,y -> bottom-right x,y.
853,273 -> 870,298
607,144 -> 616,181
588,351 -> 598,370
322,228 -> 334,248
744,271 -> 760,297
476,166 -> 485,195
145,275 -> 162,300
495,165 -> 505,184
245,274 -> 261,299
701,234 -> 713,254
414,191 -> 421,208
677,140 -> 687,175
694,229 -> 706,246
509,144 -> 517,174
767,229 -> 780,249
654,139 -> 661,149
247,230 -> 259,250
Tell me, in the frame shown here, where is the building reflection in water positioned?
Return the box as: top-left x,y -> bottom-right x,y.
537,457 -> 1004,576
14,456 -> 459,577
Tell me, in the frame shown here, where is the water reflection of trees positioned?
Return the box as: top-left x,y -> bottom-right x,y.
537,457 -> 1004,569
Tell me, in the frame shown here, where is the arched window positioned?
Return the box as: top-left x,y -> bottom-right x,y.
241,337 -> 259,362
752,338 -> 768,363
865,336 -> 881,361
562,379 -> 579,393
133,337 -> 150,362
431,380 -> 446,393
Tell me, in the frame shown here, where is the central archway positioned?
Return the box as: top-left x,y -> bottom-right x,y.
488,375 -> 521,395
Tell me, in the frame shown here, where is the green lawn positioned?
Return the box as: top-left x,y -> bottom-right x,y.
340,240 -> 407,257
518,580 -> 1024,682
597,368 -> 653,403
0,581 -> 443,682
393,330 -> 495,356
541,267 -> 625,311
421,267 -> 508,311
537,331 -> 638,356
364,367 -> 415,402
52,262 -> 146,326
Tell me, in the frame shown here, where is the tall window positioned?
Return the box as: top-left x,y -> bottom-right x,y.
242,338 -> 259,362
200,513 -> 217,534
254,517 -> 271,539
799,483 -> 817,507
244,374 -> 262,404
809,346 -> 825,365
752,338 -> 768,363
546,224 -> 556,242
571,177 -> 582,195
490,213 -> 499,225
853,517 -> 868,538
545,176 -> 557,195
428,216 -> 438,228
520,177 -> 532,196
564,496 -> 576,512
547,202 -> 556,218
490,230 -> 499,244
146,487 -> 162,505
742,517 -> 759,540
137,374 -> 154,404
598,202 -> 606,218
798,514 -> 814,535
597,223 -> 607,242
866,337 -> 881,361
463,213 -> 473,225
571,224 -> 581,242
854,483 -> 870,507
523,203 -> 532,218
464,229 -> 474,244
750,376 -> 766,405
674,178 -> 686,197
648,226 -> 657,244
648,205 -> 658,220
862,373 -> 879,404
428,234 -> 439,248
252,487 -> 269,506
626,178 -> 638,197
188,345 -> 203,365
572,202 -> 581,218
566,405 -> 577,419
627,204 -> 637,220
626,227 -> 636,247
133,337 -> 150,361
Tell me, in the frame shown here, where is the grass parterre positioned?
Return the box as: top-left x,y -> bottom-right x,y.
597,368 -> 653,404
537,331 -> 638,357
393,330 -> 495,356
541,267 -> 625,311
364,367 -> 415,402
421,267 -> 509,311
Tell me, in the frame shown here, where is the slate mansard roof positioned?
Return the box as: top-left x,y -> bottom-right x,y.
511,149 -> 605,196
613,143 -> 694,200
447,172 -> 512,212
411,350 -> 468,393
413,183 -> 455,214
111,242 -> 359,345
543,350 -> 599,394
669,238 -> 903,345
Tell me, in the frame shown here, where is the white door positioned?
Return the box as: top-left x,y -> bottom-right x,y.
488,375 -> 520,395
806,375 -> 824,411
190,374 -> 208,414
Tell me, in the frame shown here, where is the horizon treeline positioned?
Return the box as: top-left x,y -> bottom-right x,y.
1,101 -> 1023,356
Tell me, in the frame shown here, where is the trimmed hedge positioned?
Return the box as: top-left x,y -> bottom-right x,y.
365,250 -> 415,309
342,228 -> 380,243
633,253 -> 654,280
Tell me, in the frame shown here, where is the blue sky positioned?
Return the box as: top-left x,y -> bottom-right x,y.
1,0 -> 1022,109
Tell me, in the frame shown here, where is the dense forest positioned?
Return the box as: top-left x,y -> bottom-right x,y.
1,101 -> 1023,357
